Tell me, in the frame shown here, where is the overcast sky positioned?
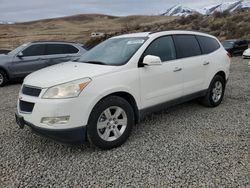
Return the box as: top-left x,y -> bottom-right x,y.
0,0 -> 234,22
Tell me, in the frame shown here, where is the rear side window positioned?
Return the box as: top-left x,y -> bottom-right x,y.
66,45 -> 79,54
239,40 -> 248,46
22,44 -> 46,56
173,35 -> 201,58
46,44 -> 65,55
46,44 -> 79,55
143,36 -> 176,62
196,35 -> 220,54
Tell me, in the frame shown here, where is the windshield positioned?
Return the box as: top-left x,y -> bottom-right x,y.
78,37 -> 147,66
222,41 -> 234,48
8,43 -> 29,56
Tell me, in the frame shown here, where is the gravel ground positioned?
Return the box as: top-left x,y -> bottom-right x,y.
0,57 -> 250,187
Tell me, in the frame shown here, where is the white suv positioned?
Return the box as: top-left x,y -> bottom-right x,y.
15,31 -> 231,149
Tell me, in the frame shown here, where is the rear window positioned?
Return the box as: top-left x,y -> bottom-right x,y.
66,45 -> 79,53
197,35 -> 220,54
173,35 -> 201,58
238,40 -> 248,46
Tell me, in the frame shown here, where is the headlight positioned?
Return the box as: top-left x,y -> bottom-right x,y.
42,78 -> 91,99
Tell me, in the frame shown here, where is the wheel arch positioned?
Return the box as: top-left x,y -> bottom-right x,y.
215,71 -> 226,83
89,91 -> 140,124
106,91 -> 140,123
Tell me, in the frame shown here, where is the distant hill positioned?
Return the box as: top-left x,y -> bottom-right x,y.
0,11 -> 249,49
162,0 -> 250,16
85,11 -> 250,48
0,14 -> 175,48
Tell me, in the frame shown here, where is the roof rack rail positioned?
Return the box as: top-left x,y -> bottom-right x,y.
149,29 -> 210,35
31,40 -> 82,44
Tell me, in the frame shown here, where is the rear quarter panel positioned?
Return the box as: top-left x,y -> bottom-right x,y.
203,47 -> 230,89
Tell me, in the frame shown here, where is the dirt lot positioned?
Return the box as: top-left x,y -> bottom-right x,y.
0,57 -> 249,187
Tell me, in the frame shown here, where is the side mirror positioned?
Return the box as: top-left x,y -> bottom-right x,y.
143,55 -> 162,66
17,52 -> 24,58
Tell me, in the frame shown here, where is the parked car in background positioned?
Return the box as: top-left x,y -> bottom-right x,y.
0,48 -> 11,54
91,32 -> 105,38
0,41 -> 87,86
222,39 -> 248,56
15,31 -> 230,149
243,48 -> 250,59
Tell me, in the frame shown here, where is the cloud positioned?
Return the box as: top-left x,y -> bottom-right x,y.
0,0 -> 235,22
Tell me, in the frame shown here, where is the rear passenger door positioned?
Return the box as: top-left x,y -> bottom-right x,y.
46,44 -> 79,66
139,36 -> 183,108
173,35 -> 206,95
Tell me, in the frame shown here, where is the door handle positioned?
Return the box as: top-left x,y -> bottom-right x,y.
173,67 -> 182,72
203,61 -> 210,66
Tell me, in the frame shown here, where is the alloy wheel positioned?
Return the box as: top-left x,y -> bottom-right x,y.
212,81 -> 223,103
97,106 -> 127,142
0,73 -> 4,85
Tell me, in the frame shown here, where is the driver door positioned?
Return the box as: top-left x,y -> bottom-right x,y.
10,44 -> 48,78
139,36 -> 183,109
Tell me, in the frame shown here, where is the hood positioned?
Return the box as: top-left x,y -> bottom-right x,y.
0,54 -> 11,63
243,48 -> 250,55
24,61 -> 120,88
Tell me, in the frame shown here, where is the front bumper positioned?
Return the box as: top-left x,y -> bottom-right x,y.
242,54 -> 250,59
15,113 -> 86,145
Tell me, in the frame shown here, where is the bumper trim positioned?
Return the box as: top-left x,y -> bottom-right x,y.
15,113 -> 87,145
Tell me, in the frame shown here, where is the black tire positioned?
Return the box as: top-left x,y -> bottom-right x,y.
87,96 -> 134,150
0,70 -> 7,87
201,75 -> 225,107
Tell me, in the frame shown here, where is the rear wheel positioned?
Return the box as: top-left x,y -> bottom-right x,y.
87,96 -> 134,150
0,70 -> 7,87
201,75 -> 225,107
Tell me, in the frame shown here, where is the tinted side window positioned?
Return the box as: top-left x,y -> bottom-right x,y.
22,44 -> 46,56
196,35 -> 220,54
143,36 -> 176,62
173,35 -> 201,58
46,44 -> 66,55
239,40 -> 247,46
46,44 -> 79,55
66,45 -> 79,54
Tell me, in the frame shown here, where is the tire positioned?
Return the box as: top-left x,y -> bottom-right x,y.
87,96 -> 134,150
201,75 -> 225,107
0,70 -> 7,87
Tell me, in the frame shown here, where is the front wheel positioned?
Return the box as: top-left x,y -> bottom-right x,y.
0,70 -> 7,87
87,96 -> 134,150
201,75 -> 225,107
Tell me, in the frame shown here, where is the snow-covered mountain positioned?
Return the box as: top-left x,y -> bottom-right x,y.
162,5 -> 199,16
162,0 -> 250,16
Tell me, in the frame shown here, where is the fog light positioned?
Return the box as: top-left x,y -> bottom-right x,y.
41,116 -> 70,125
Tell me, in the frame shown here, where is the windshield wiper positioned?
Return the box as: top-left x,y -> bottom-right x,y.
83,61 -> 107,65
72,58 -> 80,62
